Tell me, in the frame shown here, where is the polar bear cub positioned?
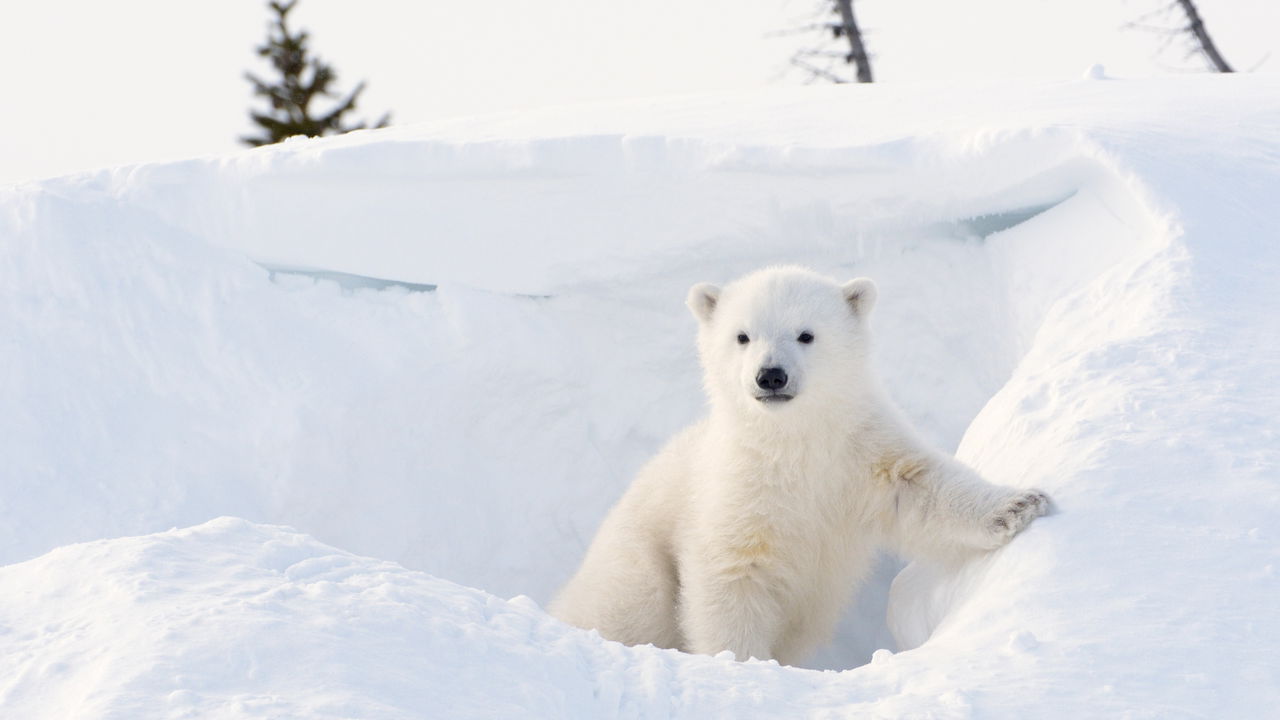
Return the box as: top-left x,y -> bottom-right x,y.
550,266 -> 1048,665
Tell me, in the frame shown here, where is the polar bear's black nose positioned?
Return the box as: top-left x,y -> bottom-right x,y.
756,367 -> 788,390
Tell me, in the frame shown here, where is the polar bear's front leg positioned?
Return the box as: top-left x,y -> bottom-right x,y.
678,556 -> 784,661
885,449 -> 1051,559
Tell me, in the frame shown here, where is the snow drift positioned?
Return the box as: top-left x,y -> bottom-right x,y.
2,74 -> 1278,716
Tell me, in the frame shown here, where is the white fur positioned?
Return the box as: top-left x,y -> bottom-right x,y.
550,266 -> 1049,665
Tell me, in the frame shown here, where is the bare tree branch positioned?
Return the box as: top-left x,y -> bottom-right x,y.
1174,0 -> 1233,72
763,23 -> 835,39
790,54 -> 848,84
1126,1 -> 1235,74
833,0 -> 873,83
781,1 -> 874,85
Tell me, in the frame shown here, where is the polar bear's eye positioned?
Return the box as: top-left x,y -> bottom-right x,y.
737,333 -> 750,345
798,332 -> 814,344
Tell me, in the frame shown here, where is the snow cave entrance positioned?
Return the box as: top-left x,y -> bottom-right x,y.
236,143 -> 1158,674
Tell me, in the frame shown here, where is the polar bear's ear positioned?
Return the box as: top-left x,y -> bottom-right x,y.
842,277 -> 878,316
686,282 -> 721,323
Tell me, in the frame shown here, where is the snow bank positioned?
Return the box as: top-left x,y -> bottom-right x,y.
2,74 -> 1278,716
0,518 -> 1000,718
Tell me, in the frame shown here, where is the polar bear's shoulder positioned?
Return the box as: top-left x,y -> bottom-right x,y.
624,420 -> 707,508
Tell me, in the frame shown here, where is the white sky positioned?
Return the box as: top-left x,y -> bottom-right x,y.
1,0 -> 1275,185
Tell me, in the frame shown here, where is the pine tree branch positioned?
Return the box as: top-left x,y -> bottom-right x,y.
317,81 -> 364,130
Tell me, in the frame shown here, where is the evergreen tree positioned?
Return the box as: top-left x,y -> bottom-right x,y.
242,0 -> 390,147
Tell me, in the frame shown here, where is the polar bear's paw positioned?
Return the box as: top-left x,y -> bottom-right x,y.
983,489 -> 1050,546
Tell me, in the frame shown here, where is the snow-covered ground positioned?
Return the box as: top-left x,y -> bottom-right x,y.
2,73 -> 1278,717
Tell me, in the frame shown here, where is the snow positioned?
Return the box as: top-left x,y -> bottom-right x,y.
2,73 -> 1279,716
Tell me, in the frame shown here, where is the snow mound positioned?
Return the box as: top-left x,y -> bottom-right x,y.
2,75 -> 1279,716
0,518 -> 975,718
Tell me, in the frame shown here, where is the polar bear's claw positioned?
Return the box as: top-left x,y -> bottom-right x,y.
985,489 -> 1050,544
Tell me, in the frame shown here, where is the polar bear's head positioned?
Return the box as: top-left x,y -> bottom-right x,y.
687,266 -> 877,417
